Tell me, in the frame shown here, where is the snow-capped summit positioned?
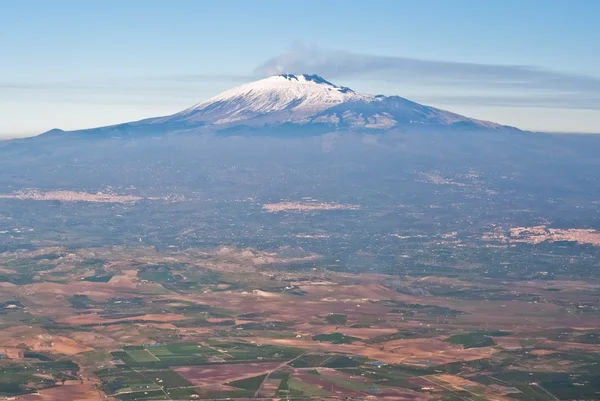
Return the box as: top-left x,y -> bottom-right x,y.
149,73 -> 509,131
41,74 -> 518,137
167,74 -> 372,125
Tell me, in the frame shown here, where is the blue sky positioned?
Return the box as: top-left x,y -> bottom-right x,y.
1,0 -> 599,137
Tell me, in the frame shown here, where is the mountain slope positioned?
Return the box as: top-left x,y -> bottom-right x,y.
169,74 -> 368,125
41,74 -> 519,137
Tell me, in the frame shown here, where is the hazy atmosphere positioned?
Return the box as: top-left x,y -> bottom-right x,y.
2,0 -> 600,138
3,3 -> 600,401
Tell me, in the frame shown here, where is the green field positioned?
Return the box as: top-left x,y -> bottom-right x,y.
445,332 -> 497,348
83,274 -> 113,282
287,377 -> 332,397
126,349 -> 160,363
226,374 -> 267,391
313,332 -> 360,344
289,353 -> 336,368
147,370 -> 193,388
138,270 -> 177,283
0,361 -> 79,397
319,374 -> 373,391
325,313 -> 347,325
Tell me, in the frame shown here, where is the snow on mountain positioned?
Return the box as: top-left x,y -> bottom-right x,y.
151,73 -> 508,130
155,74 -> 372,125
41,74 -> 518,137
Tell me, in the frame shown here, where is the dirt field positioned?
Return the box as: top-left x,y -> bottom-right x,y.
68,331 -> 119,349
175,362 -> 282,385
0,327 -> 91,355
432,375 -> 513,401
30,335 -> 93,355
248,337 -> 494,365
3,245 -> 600,400
374,386 -> 432,400
2,346 -> 24,359
17,380 -> 104,401
58,312 -> 187,326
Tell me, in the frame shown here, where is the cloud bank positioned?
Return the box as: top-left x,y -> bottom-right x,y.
254,43 -> 600,109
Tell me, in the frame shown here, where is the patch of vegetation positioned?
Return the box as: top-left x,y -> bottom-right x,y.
320,374 -> 372,391
0,360 -> 79,396
378,300 -> 466,318
103,297 -> 145,313
148,370 -> 193,388
275,373 -> 290,395
313,332 -> 360,344
573,332 -> 600,344
543,328 -> 600,344
125,349 -> 159,363
0,274 -> 34,285
288,377 -> 332,397
4,259 -> 55,274
325,313 -> 347,325
236,321 -> 293,331
83,274 -> 113,282
483,330 -> 512,337
226,373 -> 267,391
67,294 -> 97,309
0,300 -> 25,310
289,353 -> 336,368
427,287 -> 541,302
173,318 -> 235,328
99,369 -> 160,395
23,351 -> 53,361
445,332 -> 498,348
32,253 -> 63,260
165,343 -> 210,355
80,258 -> 106,267
138,268 -> 176,283
368,327 -> 442,343
323,355 -> 364,368
165,388 -> 201,399
473,371 -> 600,401
116,390 -> 167,401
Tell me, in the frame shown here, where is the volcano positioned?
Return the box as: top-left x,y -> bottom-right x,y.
41,74 -> 519,138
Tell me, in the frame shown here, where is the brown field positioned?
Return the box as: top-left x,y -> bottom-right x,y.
529,349 -> 557,356
2,347 -> 25,359
263,201 -> 360,213
3,244 -> 600,400
336,327 -> 399,338
175,362 -> 282,385
21,282 -> 126,303
30,335 -> 94,355
293,371 -> 363,397
373,386 -> 432,400
300,325 -> 400,339
0,327 -> 94,356
68,331 -> 119,349
58,312 -> 187,326
494,336 -> 523,350
106,274 -> 138,289
247,337 -> 494,366
17,380 -> 104,401
430,375 -> 513,401
541,339 -> 600,353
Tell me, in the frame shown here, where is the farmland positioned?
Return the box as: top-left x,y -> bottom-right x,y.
1,245 -> 600,400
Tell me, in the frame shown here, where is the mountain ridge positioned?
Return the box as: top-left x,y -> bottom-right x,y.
39,74 -> 521,138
